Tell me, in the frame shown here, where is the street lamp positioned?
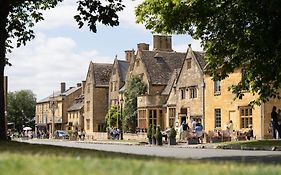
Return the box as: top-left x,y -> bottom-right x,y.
49,93 -> 57,138
119,97 -> 124,140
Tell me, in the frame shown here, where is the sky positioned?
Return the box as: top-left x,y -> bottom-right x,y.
5,0 -> 202,101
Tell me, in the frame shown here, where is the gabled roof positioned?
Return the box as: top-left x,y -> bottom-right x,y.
68,95 -> 84,111
140,50 -> 186,85
38,86 -> 81,103
117,60 -> 129,82
193,51 -> 206,71
91,62 -> 112,86
161,69 -> 180,95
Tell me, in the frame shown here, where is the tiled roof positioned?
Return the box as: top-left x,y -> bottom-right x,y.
92,63 -> 112,86
161,69 -> 180,95
117,60 -> 129,82
193,51 -> 206,71
68,95 -> 84,111
38,86 -> 81,103
141,50 -> 186,85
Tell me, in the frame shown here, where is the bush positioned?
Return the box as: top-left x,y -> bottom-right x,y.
168,127 -> 177,139
147,125 -> 153,139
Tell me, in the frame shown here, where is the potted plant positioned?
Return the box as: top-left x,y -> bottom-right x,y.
167,127 -> 177,145
147,125 -> 153,144
155,126 -> 163,146
151,125 -> 156,145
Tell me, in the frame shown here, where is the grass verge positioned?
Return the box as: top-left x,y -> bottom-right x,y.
217,140 -> 281,150
0,141 -> 280,175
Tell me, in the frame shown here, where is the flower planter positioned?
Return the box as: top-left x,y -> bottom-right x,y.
168,138 -> 177,145
187,138 -> 199,144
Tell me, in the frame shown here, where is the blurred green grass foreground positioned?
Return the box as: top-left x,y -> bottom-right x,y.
0,141 -> 281,175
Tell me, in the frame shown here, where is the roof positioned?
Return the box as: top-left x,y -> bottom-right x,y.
193,51 -> 206,70
38,86 -> 81,103
117,60 -> 129,82
68,95 -> 84,111
161,69 -> 180,95
140,50 -> 186,85
92,63 -> 112,86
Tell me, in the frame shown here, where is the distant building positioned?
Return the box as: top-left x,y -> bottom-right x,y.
84,62 -> 112,138
35,82 -> 82,136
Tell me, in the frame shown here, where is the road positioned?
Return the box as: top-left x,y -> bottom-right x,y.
21,139 -> 281,163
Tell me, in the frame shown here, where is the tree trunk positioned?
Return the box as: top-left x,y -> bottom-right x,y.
0,0 -> 10,140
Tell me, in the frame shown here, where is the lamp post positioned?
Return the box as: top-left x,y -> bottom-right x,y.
49,93 -> 57,138
119,97 -> 124,140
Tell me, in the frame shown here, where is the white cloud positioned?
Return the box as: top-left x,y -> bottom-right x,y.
5,34 -> 111,100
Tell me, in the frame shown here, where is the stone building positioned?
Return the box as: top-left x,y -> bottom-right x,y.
166,45 -> 206,128
127,35 -> 186,130
67,94 -> 84,132
108,57 -> 129,107
84,62 -> 112,137
204,68 -> 281,139
35,82 -> 82,137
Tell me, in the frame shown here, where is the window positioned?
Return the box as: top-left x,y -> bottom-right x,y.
189,87 -> 197,99
149,110 -> 157,126
86,119 -> 90,130
168,108 -> 176,127
138,110 -> 146,129
240,106 -> 253,128
214,80 -> 221,95
186,59 -> 191,69
215,109 -> 221,128
87,83 -> 91,93
180,88 -> 186,99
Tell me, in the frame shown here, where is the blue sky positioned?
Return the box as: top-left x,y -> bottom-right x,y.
5,0 -> 202,100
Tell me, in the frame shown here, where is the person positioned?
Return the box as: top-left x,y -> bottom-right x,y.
81,129 -> 86,141
227,120 -> 234,136
78,130 -> 82,141
191,119 -> 197,132
246,125 -> 254,140
271,106 -> 280,139
181,121 -> 189,141
277,109 -> 281,139
195,122 -> 204,143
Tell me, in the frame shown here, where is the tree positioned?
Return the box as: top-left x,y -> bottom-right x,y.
105,105 -> 119,128
136,0 -> 281,105
0,0 -> 124,140
123,75 -> 146,132
7,90 -> 36,132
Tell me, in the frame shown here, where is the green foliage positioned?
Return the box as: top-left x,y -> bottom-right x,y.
136,0 -> 281,104
147,124 -> 152,139
168,127 -> 177,139
123,75 -> 146,132
7,90 -> 36,131
105,105 -> 119,128
155,126 -> 162,145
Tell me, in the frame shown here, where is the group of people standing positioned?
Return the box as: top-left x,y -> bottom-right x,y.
271,106 -> 281,139
179,119 -> 204,143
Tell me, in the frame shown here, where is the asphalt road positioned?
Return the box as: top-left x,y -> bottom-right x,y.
21,139 -> 281,163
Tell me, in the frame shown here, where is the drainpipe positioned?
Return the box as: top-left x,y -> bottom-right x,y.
261,102 -> 264,139
201,80 -> 205,128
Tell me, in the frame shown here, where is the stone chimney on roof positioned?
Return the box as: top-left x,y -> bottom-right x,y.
82,80 -> 86,94
61,82 -> 66,93
137,43 -> 149,51
153,35 -> 173,52
124,49 -> 135,63
77,83 -> 82,87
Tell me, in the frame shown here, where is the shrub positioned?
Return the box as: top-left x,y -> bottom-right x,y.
168,127 -> 177,139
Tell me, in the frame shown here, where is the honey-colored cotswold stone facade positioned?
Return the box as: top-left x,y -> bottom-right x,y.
35,82 -> 82,136
166,46 -> 205,128
84,62 -> 112,137
204,69 -> 281,139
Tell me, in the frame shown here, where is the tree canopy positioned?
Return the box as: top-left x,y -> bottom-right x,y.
0,0 -> 124,140
105,105 -> 119,128
7,90 -> 36,132
136,0 -> 281,104
123,75 -> 146,132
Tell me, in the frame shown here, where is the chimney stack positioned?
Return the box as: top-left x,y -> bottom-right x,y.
137,43 -> 149,51
153,35 -> 173,52
77,83 -> 82,87
82,80 -> 86,94
124,49 -> 135,63
60,82 -> 66,93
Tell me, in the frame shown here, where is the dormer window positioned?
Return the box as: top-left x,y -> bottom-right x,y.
189,86 -> 197,99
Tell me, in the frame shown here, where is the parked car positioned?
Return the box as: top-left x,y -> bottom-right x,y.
54,130 -> 69,139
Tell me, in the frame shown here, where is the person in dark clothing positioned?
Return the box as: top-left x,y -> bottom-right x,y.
271,106 -> 280,139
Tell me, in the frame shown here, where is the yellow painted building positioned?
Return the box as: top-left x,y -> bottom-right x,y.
204,69 -> 281,139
